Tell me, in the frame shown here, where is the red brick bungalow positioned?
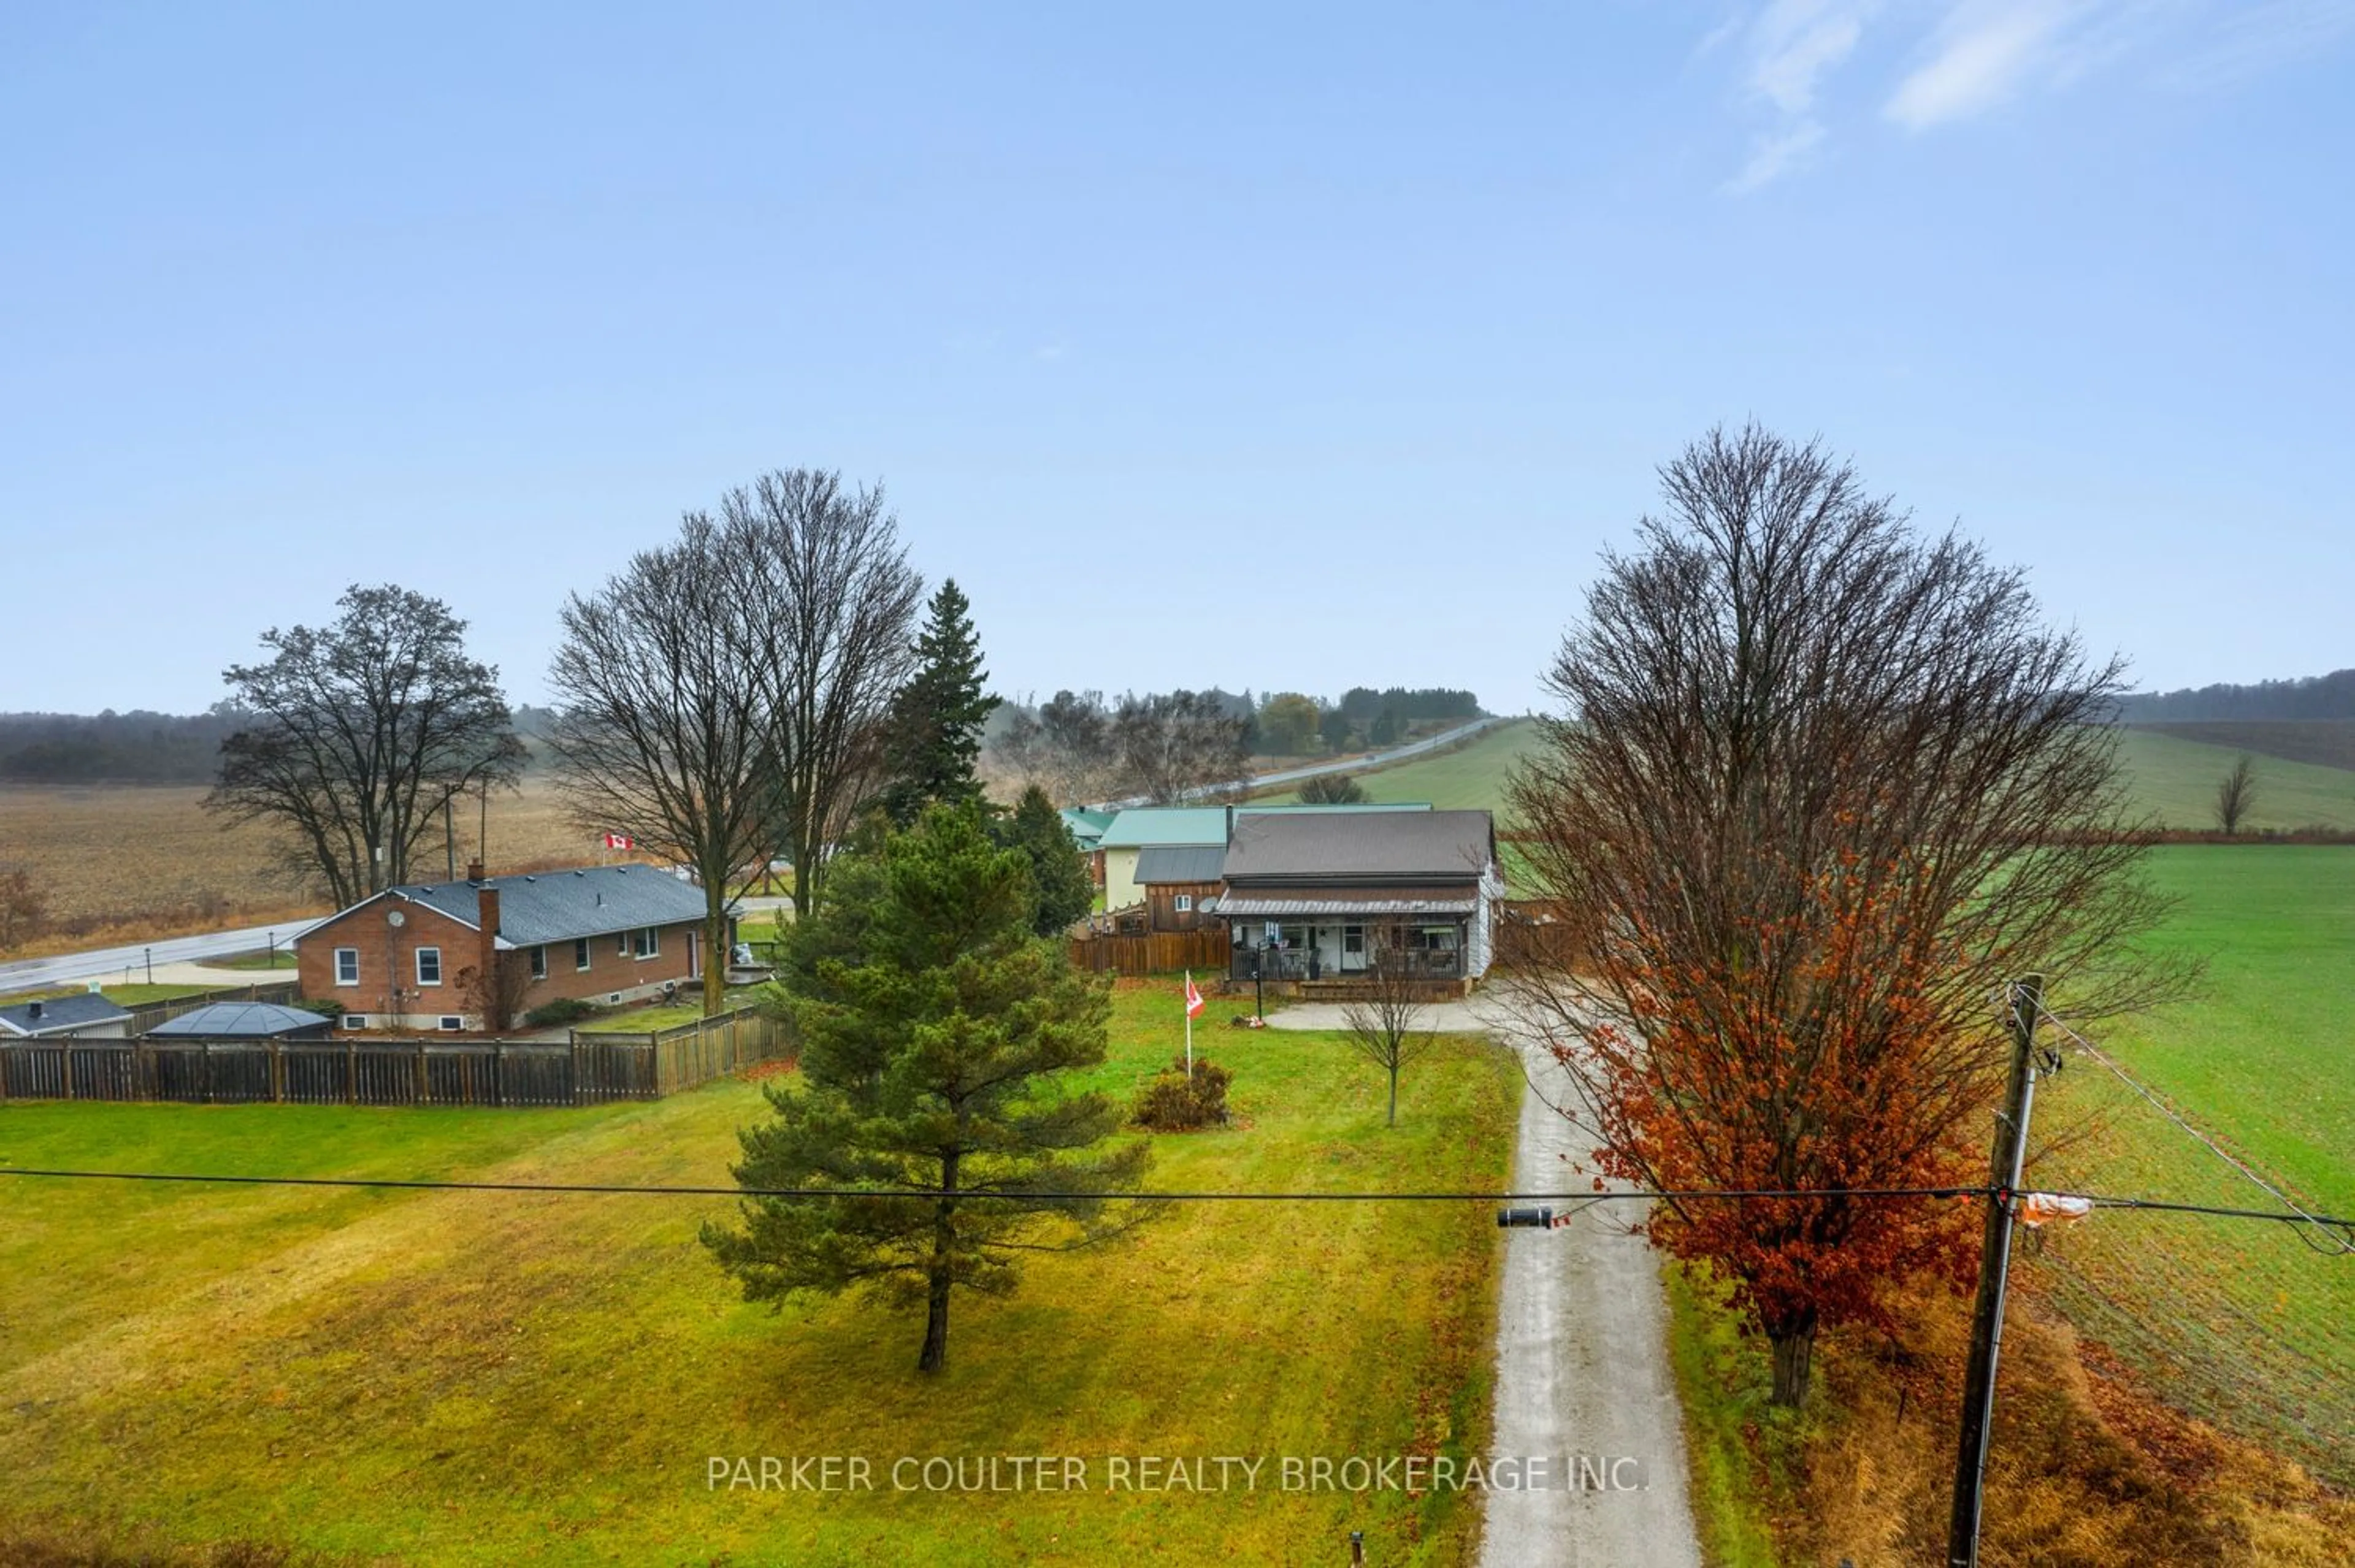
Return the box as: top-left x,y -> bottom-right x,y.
293,862 -> 713,1031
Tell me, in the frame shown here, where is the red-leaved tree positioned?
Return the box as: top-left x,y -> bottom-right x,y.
1506,425 -> 2189,1407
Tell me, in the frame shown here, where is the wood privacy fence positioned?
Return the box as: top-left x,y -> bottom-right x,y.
1065,929 -> 1231,976
0,1006 -> 791,1108
568,1007 -> 794,1096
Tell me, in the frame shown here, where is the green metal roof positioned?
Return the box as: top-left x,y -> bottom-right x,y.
1098,802 -> 1431,850
1059,808 -> 1117,846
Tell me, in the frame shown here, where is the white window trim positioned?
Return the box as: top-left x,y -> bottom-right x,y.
632,927 -> 661,961
415,946 -> 443,987
1173,894 -> 1193,912
529,944 -> 548,981
334,947 -> 359,987
575,938 -> 592,972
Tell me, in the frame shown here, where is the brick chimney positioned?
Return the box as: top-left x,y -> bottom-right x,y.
466,857 -> 486,884
475,882 -> 503,1027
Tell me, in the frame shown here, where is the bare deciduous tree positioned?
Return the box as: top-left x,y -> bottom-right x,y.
207,585 -> 524,908
732,470 -> 924,922
0,868 -> 46,953
1112,690 -> 1250,804
459,950 -> 535,1033
2215,752 -> 2259,835
1340,954 -> 1441,1127
547,514 -> 774,1012
1296,772 -> 1369,805
1504,423 -> 2191,1409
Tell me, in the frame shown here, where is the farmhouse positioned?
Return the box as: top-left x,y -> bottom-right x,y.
0,992 -> 132,1041
1097,802 -> 1431,914
294,862 -> 710,1031
1217,809 -> 1503,990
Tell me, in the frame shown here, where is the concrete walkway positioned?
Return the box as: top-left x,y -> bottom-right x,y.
1263,995 -> 1704,1567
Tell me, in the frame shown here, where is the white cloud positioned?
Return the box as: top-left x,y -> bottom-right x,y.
1885,1 -> 2083,129
1749,0 -> 1880,112
1726,120 -> 1829,191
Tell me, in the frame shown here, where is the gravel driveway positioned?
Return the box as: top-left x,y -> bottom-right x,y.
1263,995 -> 1704,1567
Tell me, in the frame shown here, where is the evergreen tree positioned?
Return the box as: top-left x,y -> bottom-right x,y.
879,579 -> 996,825
701,805 -> 1152,1373
998,784 -> 1095,936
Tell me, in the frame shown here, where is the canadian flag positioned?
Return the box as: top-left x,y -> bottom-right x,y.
603,833 -> 635,850
1183,972 -> 1204,1019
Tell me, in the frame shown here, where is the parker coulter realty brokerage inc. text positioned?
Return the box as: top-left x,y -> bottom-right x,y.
706,1453 -> 1652,1495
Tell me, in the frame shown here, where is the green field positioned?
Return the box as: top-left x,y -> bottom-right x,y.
2112,728 -> 2355,830
0,984 -> 1518,1565
1257,720 -> 1543,816
2027,846 -> 2355,1483
1256,717 -> 2355,838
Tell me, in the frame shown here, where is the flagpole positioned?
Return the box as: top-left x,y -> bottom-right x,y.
1184,970 -> 1194,1079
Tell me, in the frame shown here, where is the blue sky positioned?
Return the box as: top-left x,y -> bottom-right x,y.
2,1 -> 2348,716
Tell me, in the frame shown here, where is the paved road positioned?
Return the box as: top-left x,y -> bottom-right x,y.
1099,714 -> 1515,808
0,921 -> 308,993
1264,996 -> 1703,1568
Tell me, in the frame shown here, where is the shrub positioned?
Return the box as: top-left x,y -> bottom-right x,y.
524,996 -> 602,1029
1133,1055 -> 1232,1131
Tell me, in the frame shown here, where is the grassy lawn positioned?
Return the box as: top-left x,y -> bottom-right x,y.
2025,846 -> 2355,1484
0,980 -> 1518,1564
570,996 -> 763,1033
215,948 -> 302,971
0,982 -> 217,1008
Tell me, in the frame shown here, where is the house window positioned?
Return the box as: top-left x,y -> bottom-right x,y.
437,1015 -> 464,1032
1174,894 -> 1193,913
1344,926 -> 1365,954
334,947 -> 359,986
632,927 -> 661,960
529,945 -> 548,981
1409,925 -> 1459,952
618,931 -> 630,956
574,938 -> 592,971
416,946 -> 442,986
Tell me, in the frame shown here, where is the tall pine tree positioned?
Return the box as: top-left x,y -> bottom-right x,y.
701,804 -> 1152,1373
879,579 -> 995,825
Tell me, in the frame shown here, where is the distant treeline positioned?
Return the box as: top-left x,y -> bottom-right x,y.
0,710 -> 244,784
1334,687 -> 1484,722
2116,670 -> 2355,723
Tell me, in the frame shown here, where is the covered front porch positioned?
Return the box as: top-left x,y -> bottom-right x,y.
1220,912 -> 1471,987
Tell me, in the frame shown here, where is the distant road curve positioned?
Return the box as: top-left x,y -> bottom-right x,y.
0,921 -> 307,993
1102,714 -> 1517,809
3,717 -> 1520,992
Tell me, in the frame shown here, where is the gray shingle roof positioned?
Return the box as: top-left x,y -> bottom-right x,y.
0,992 -> 132,1037
304,865 -> 712,950
1221,809 -> 1495,886
146,1002 -> 335,1039
1134,844 -> 1227,885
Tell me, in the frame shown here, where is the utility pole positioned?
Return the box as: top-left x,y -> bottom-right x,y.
1946,974 -> 2044,1568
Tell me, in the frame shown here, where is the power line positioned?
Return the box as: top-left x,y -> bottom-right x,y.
1,1165 -> 2348,1233
0,1168 -> 1982,1203
2029,998 -> 2354,1257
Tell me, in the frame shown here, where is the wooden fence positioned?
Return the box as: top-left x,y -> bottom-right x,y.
0,1005 -> 791,1108
570,1006 -> 794,1096
1065,929 -> 1231,976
